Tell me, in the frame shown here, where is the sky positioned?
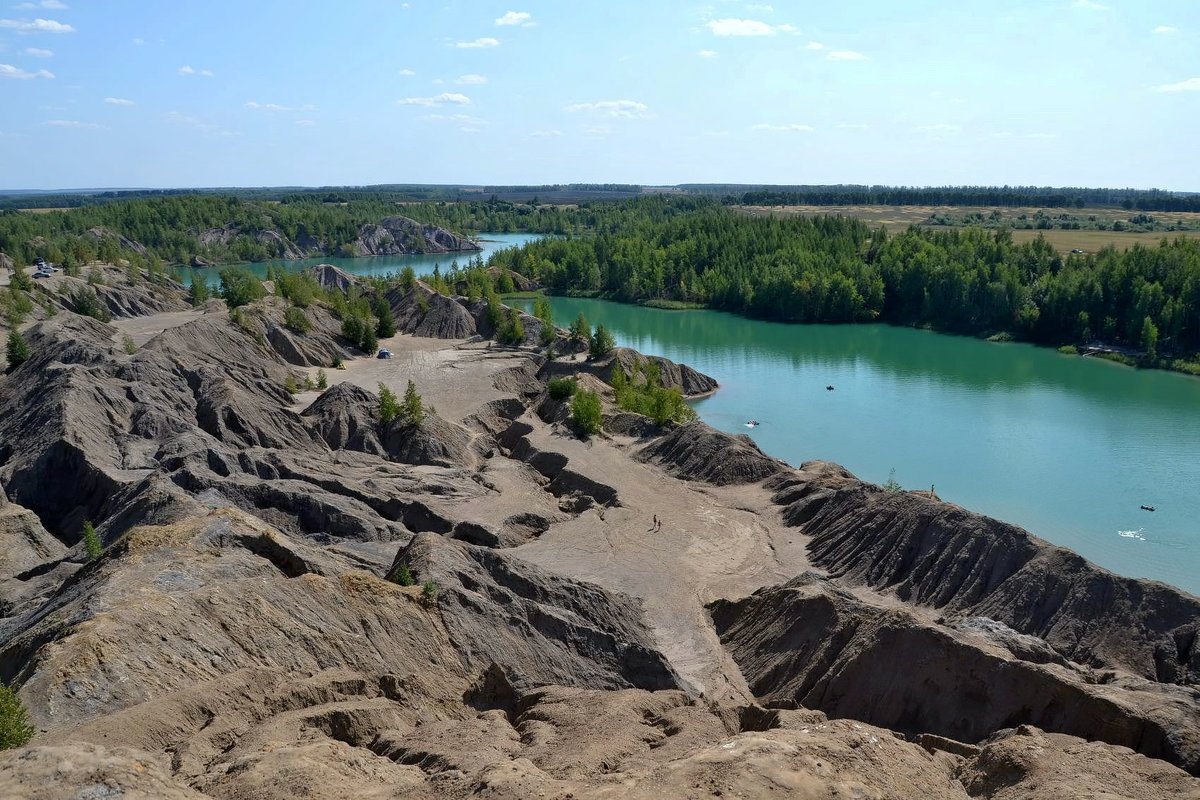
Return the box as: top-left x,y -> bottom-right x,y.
0,0 -> 1197,191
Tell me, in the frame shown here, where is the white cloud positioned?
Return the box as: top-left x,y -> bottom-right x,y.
827,50 -> 866,60
459,126 -> 481,133
398,68 -> 416,76
565,99 -> 648,118
131,37 -> 144,45
837,122 -> 868,130
0,62 -> 52,78
178,65 -> 213,76
495,11 -> 534,26
164,110 -> 238,137
104,96 -> 134,105
397,92 -> 471,106
805,41 -> 824,50
295,119 -> 315,127
697,49 -> 718,57
915,123 -> 961,134
22,47 -> 52,56
0,17 -> 74,33
530,129 -> 562,137
14,0 -> 67,8
1072,0 -> 1107,9
992,131 -> 1014,138
706,18 -> 776,36
456,73 -> 487,84
454,37 -> 499,48
777,23 -> 798,32
244,101 -> 315,112
423,113 -> 485,125
45,119 -> 104,129
1153,25 -> 1177,33
746,4 -> 774,12
1155,77 -> 1200,93
752,123 -> 814,132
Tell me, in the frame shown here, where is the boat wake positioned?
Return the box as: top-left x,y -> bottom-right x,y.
1117,528 -> 1146,542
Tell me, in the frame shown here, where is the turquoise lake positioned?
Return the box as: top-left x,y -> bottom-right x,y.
522,296 -> 1200,597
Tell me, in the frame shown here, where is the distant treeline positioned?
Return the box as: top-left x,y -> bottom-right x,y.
718,185 -> 1200,212
487,196 -> 1200,363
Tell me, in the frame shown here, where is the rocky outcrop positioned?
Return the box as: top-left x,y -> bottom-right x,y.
386,282 -> 477,339
637,421 -> 786,485
355,216 -> 479,256
0,252 -> 13,271
197,224 -> 310,260
710,572 -> 1200,774
309,263 -> 358,292
394,533 -> 680,691
540,347 -> 719,398
83,226 -> 149,257
768,466 -> 1200,685
302,382 -> 387,456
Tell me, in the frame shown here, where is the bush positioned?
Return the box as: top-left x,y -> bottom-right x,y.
589,324 -> 615,360
497,307 -> 525,344
6,330 -> 30,371
400,265 -> 417,292
610,361 -> 696,425
316,368 -> 328,390
9,266 -> 32,292
392,562 -> 415,586
122,333 -> 137,355
0,683 -> 34,751
534,296 -> 556,345
883,468 -> 902,492
402,379 -> 425,426
69,286 -> 112,322
570,388 -> 603,437
284,306 -> 311,334
82,521 -> 102,562
189,271 -> 210,306
568,312 -> 589,347
218,268 -> 266,308
548,377 -> 576,400
284,373 -> 299,395
378,383 -> 400,424
422,580 -> 439,601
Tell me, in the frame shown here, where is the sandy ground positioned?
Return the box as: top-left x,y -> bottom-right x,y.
289,330 -> 819,700
110,307 -> 220,346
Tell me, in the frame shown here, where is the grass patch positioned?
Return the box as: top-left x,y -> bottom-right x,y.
1057,344 -> 1079,355
640,298 -> 707,310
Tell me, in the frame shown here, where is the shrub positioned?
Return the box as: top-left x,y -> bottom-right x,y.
82,521 -> 102,562
392,562 -> 415,586
122,333 -> 137,355
548,377 -> 576,400
379,383 -> 401,424
218,268 -> 266,308
9,266 -> 32,292
284,306 -> 311,334
589,324 -> 615,360
69,286 -> 112,322
422,580 -> 439,601
189,271 -> 210,306
284,374 -> 299,395
0,683 -> 34,751
402,379 -> 425,426
570,388 -> 603,437
497,307 -> 525,344
400,265 -> 417,292
534,296 -> 556,345
883,468 -> 902,493
86,267 -> 105,286
568,312 -> 589,347
416,294 -> 430,314
316,368 -> 328,390
6,330 -> 30,371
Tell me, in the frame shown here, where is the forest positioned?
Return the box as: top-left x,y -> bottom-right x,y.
485,197 -> 1200,367
723,185 -> 1200,212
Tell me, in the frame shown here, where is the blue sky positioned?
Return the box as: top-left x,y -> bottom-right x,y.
1,1 -> 1197,190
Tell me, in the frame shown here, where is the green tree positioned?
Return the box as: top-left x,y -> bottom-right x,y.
378,383 -> 401,424
122,333 -> 137,355
69,287 -> 112,322
316,368 -> 328,390
218,268 -> 266,308
1141,316 -> 1159,360
375,297 -> 396,338
392,562 -> 415,586
189,271 -> 210,306
6,330 -> 30,371
0,683 -> 34,750
284,373 -> 299,394
400,265 -> 417,292
533,296 -> 556,345
421,579 -> 439,601
82,521 -> 102,562
570,388 -> 603,437
589,324 -> 615,360
568,312 -> 590,347
9,266 -> 32,292
402,379 -> 426,426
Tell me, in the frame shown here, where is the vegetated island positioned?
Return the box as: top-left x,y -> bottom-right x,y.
3,189 -> 1199,376
0,258 -> 1197,797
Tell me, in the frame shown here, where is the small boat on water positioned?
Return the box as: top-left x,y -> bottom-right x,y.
826,385 -> 835,391
744,420 -> 760,428
1140,505 -> 1156,512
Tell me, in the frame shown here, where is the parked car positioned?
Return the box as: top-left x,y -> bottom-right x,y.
376,348 -> 392,359
33,266 -> 55,279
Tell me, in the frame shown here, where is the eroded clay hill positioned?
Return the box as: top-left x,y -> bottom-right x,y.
0,270 -> 1197,798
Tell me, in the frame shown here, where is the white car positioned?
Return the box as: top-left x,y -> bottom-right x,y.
33,266 -> 55,279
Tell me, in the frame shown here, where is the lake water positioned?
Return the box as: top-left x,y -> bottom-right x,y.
197,232 -> 538,284
521,297 -> 1200,596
